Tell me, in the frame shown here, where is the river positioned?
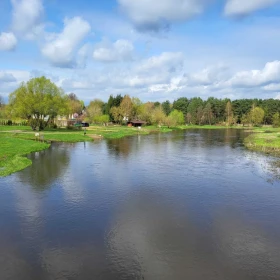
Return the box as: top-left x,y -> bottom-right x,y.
1,129 -> 280,280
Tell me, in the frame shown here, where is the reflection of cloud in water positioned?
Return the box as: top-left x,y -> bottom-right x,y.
61,170 -> 85,204
244,151 -> 280,182
212,209 -> 280,278
0,240 -> 33,280
106,191 -> 280,280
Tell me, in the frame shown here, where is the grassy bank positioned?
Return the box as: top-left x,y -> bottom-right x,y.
244,131 -> 280,155
0,134 -> 49,177
0,125 -> 172,176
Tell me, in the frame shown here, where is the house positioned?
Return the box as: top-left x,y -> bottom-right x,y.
127,120 -> 146,127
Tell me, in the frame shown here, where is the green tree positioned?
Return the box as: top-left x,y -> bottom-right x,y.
151,106 -> 166,125
8,76 -> 68,130
86,99 -> 104,123
168,109 -> 185,126
67,93 -> 83,115
119,95 -> 133,121
162,100 -> 172,116
187,97 -> 204,124
225,101 -> 234,126
132,97 -> 143,119
173,97 -> 189,115
203,103 -> 214,125
272,112 -> 280,127
245,106 -> 265,126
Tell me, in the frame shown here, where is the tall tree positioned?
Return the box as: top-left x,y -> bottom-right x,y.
203,103 -> 214,125
8,76 -> 68,130
162,100 -> 172,116
225,101 -> 234,126
86,99 -> 104,123
173,97 -> 189,115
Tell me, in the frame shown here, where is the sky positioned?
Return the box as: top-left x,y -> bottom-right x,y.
0,0 -> 280,103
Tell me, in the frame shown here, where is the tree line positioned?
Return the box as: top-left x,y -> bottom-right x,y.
1,76 -> 280,130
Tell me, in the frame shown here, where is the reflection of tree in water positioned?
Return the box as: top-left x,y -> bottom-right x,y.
17,143 -> 71,191
106,137 -> 133,158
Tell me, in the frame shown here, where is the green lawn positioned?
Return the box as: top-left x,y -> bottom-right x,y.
0,134 -> 50,177
244,131 -> 280,155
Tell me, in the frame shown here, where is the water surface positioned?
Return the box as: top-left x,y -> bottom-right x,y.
1,129 -> 280,280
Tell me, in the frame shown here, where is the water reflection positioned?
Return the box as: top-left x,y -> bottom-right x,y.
17,143 -> 71,191
1,129 -> 280,279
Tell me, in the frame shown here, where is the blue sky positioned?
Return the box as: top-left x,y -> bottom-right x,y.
0,0 -> 280,103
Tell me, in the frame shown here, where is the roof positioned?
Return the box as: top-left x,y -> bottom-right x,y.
130,120 -> 146,124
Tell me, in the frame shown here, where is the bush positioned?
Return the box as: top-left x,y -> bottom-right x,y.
7,120 -> 12,126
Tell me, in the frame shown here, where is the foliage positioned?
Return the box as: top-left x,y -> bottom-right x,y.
86,99 -> 104,123
67,93 -> 84,115
151,106 -> 166,125
8,76 -> 68,130
173,97 -> 189,115
168,109 -> 185,126
162,100 -> 172,116
273,113 -> 280,127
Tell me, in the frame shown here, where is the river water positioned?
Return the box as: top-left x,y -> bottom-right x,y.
1,129 -> 280,280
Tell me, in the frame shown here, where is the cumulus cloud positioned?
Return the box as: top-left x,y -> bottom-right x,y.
93,39 -> 134,62
118,0 -> 211,31
0,32 -> 17,51
227,61 -> 280,88
11,0 -> 44,39
224,0 -> 280,17
41,17 -> 91,68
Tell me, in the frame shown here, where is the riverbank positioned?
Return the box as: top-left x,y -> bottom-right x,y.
0,134 -> 49,177
0,125 -> 172,177
244,130 -> 280,155
2,124 -> 280,177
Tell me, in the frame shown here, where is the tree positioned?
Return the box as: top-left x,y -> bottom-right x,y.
173,97 -> 189,115
86,99 -> 104,123
162,100 -> 172,116
132,97 -> 143,119
119,95 -> 133,121
272,112 -> 280,127
250,106 -> 265,126
152,106 -> 166,125
67,93 -> 83,115
203,103 -> 214,125
94,114 -> 110,126
196,106 -> 204,125
139,102 -> 154,124
187,97 -> 204,124
110,106 -> 123,124
245,105 -> 265,126
8,76 -> 68,130
168,109 -> 184,126
225,101 -> 234,126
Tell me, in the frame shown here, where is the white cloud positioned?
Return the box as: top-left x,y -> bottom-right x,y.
224,0 -> 280,17
77,43 -> 91,68
0,71 -> 17,83
41,17 -> 91,68
227,61 -> 280,87
118,0 -> 211,31
93,39 -> 134,62
0,32 -> 17,51
11,0 -> 44,39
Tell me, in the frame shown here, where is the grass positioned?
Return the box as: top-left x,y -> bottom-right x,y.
3,123 -> 280,177
244,130 -> 280,155
0,134 -> 50,177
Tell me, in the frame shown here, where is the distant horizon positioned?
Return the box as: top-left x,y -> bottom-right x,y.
0,0 -> 280,102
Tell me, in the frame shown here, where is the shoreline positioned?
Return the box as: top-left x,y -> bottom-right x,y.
1,125 -> 279,177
